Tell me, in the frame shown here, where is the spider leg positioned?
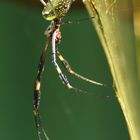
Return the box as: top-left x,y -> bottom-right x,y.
62,16 -> 95,25
52,30 -> 72,88
51,30 -> 89,94
40,0 -> 47,6
56,51 -> 107,87
33,37 -> 51,140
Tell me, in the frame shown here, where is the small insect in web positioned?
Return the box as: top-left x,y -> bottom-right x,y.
33,0 -> 112,140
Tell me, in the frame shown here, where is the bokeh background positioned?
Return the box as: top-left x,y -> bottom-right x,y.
0,0 -> 130,140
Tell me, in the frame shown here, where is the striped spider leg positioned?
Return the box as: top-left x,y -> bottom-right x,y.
33,31 -> 51,140
56,50 -> 106,86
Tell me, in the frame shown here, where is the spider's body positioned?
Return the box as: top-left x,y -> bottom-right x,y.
42,0 -> 75,20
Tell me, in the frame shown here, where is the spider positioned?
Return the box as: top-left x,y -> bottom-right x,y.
33,0 -> 106,139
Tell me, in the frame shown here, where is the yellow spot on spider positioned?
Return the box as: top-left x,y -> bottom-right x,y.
69,70 -> 74,74
67,83 -> 72,89
57,67 -> 62,74
33,109 -> 38,116
36,82 -> 40,91
47,15 -> 57,21
58,55 -> 64,61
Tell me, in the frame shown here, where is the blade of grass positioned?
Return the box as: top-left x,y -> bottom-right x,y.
133,0 -> 140,81
83,0 -> 140,140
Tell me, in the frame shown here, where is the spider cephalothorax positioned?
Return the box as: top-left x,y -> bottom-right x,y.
42,0 -> 75,20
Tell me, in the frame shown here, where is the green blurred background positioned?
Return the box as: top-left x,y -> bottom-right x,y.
0,1 -> 130,140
